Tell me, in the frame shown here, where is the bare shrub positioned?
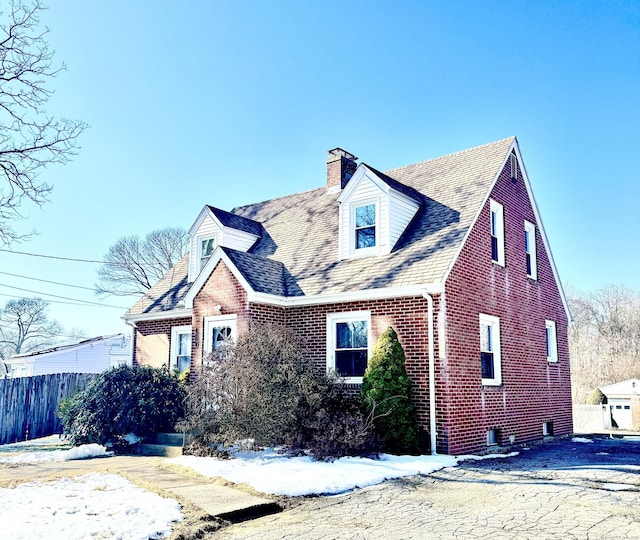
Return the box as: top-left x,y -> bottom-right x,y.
181,324 -> 377,459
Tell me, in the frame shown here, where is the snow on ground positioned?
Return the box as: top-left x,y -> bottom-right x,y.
571,437 -> 594,443
169,449 -> 519,496
0,473 -> 183,540
0,443 -> 111,463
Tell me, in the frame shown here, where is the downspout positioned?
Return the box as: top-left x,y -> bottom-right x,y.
422,290 -> 437,455
125,320 -> 136,367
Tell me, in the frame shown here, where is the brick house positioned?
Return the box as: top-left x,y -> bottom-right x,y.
124,137 -> 572,455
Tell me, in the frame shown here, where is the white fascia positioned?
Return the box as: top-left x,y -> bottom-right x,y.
337,165 -> 388,204
122,307 -> 193,325
183,246 -> 255,309
188,206 -> 219,236
248,282 -> 444,307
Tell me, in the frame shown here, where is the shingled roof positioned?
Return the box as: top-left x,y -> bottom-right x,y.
234,136 -> 515,295
125,137 -> 515,317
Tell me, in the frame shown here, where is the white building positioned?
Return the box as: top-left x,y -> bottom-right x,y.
3,334 -> 131,378
600,379 -> 640,431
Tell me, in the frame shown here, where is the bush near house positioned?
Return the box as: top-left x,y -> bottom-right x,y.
58,365 -> 186,446
361,327 -> 419,454
180,324 -> 377,460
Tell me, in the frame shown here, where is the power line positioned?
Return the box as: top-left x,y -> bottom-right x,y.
0,283 -> 128,309
0,248 -> 104,264
0,271 -> 97,292
0,292 -> 112,308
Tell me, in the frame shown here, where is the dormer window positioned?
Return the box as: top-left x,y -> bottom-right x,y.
355,204 -> 376,249
199,238 -> 215,271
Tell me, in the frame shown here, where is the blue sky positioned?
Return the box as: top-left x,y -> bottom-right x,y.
0,0 -> 638,338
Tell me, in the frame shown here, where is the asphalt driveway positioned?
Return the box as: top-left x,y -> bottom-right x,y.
212,436 -> 640,539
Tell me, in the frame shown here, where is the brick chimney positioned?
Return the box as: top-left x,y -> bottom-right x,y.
327,148 -> 358,190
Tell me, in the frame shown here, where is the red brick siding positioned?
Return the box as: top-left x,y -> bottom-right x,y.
134,317 -> 192,369
285,296 -> 439,449
191,261 -> 249,374
443,157 -> 572,454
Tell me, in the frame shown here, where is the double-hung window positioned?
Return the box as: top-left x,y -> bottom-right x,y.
199,237 -> 215,271
490,200 -> 505,266
480,314 -> 502,386
524,220 -> 537,279
354,203 -> 376,250
170,325 -> 192,375
545,320 -> 558,363
327,311 -> 370,382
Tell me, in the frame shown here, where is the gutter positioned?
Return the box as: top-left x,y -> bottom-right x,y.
422,289 -> 437,455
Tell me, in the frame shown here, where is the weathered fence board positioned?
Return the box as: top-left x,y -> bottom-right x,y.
0,373 -> 95,445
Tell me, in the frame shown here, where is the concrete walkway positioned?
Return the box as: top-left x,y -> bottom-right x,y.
0,454 -> 282,537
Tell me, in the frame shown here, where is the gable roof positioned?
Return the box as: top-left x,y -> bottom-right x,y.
207,206 -> 263,237
234,137 -> 515,295
600,379 -> 640,397
126,136 -> 550,317
125,255 -> 192,318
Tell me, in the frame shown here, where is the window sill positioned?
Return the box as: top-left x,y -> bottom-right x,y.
482,379 -> 502,387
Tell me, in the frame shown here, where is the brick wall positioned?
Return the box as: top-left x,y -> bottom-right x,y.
134,317 -> 192,369
191,261 -> 249,374
442,156 -> 572,454
285,296 -> 440,450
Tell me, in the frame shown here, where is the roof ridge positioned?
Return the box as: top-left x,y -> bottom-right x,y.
383,136 -> 516,175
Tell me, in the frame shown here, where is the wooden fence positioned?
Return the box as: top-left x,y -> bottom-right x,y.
0,373 -> 96,445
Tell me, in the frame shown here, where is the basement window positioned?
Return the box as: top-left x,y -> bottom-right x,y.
487,428 -> 502,446
543,421 -> 554,437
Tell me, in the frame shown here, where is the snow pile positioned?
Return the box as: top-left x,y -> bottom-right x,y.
0,473 -> 183,540
0,443 -> 111,463
571,437 -> 594,444
169,449 -> 517,496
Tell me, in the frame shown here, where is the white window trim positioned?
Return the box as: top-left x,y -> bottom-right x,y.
545,320 -> 558,363
170,325 -> 192,372
349,198 -> 380,258
203,314 -> 238,355
480,313 -> 502,386
326,310 -> 372,384
524,220 -> 537,280
197,236 -> 216,273
490,199 -> 505,266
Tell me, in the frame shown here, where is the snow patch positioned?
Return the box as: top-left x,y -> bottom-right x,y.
601,483 -> 635,491
0,444 -> 111,463
0,473 -> 183,540
571,437 -> 593,444
169,449 -> 518,496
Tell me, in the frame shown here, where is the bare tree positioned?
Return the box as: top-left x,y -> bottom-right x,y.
0,297 -> 62,359
96,227 -> 188,296
0,1 -> 86,244
568,285 -> 640,403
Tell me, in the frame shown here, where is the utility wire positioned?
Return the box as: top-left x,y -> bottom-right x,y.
0,292 -> 111,308
0,271 -> 97,292
0,248 -> 105,264
0,283 -> 128,309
